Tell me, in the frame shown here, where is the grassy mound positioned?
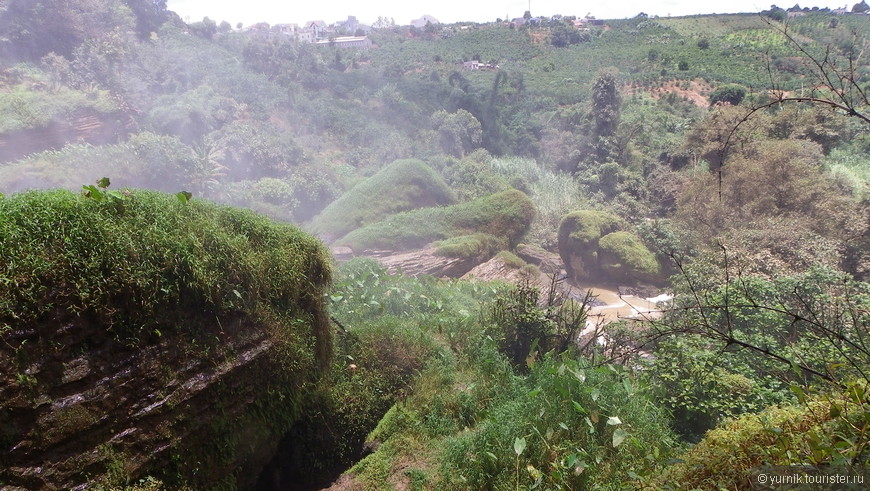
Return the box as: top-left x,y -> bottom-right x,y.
310,159 -> 456,240
0,189 -> 331,348
336,189 -> 535,251
558,210 -> 624,247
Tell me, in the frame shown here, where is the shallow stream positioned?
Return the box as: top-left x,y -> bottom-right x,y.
577,285 -> 673,334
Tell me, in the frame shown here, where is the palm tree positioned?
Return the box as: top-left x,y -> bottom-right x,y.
191,139 -> 227,198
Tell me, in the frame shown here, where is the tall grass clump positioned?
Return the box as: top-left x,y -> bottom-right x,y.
489,157 -> 587,249
310,159 -> 456,240
337,189 -> 535,252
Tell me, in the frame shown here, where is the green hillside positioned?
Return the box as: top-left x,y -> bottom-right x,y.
1,1 -> 869,488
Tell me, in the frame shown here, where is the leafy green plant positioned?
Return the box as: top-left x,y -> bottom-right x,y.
651,382 -> 870,489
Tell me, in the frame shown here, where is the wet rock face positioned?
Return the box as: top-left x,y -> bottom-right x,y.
370,247 -> 479,278
0,315 -> 310,490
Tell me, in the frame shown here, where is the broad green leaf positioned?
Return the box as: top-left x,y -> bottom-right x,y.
96,177 -> 111,189
176,191 -> 193,203
106,190 -> 126,201
612,428 -> 629,448
514,436 -> 526,456
82,185 -> 103,201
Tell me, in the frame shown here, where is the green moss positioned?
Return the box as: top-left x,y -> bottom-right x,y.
598,231 -> 660,279
310,159 -> 456,239
338,189 -> 535,251
433,233 -> 506,259
558,210 -> 624,247
36,404 -> 98,447
557,210 -> 624,280
0,189 -> 331,353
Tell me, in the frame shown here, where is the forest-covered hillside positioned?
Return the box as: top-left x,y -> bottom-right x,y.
1,0 -> 870,489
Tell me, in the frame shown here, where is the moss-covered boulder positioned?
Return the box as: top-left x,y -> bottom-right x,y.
310,159 -> 456,241
598,231 -> 660,282
338,189 -> 536,252
557,210 -> 623,281
0,189 -> 332,489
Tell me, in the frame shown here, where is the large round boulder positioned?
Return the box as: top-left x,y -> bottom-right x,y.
557,210 -> 623,281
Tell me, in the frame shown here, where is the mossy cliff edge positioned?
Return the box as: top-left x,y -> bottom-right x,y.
0,189 -> 331,489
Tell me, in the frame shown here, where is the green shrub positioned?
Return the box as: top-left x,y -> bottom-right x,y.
0,85 -> 118,133
645,335 -> 790,441
308,258 -> 509,479
495,250 -> 526,269
709,83 -> 747,106
651,384 -> 870,490
337,189 -> 536,251
219,178 -> 299,222
310,159 -> 456,240
437,354 -> 678,490
439,156 -> 510,202
0,132 -> 200,194
489,158 -> 588,249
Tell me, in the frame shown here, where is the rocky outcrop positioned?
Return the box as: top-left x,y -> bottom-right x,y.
369,248 -> 479,278
0,190 -> 332,490
0,109 -> 136,163
0,313 -> 322,490
515,243 -> 563,275
462,255 -> 544,285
